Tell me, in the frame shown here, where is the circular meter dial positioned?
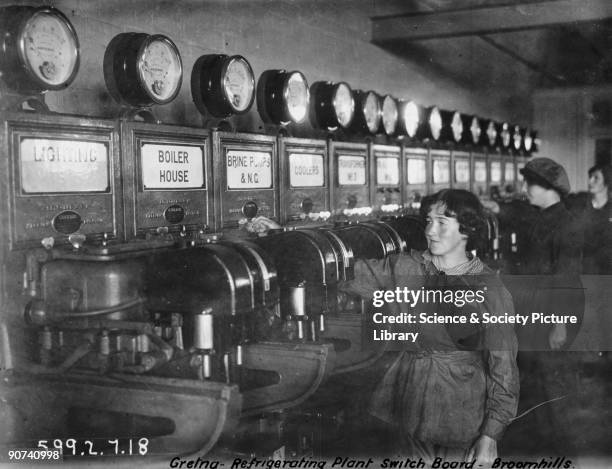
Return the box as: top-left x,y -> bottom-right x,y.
333,83 -> 354,128
138,37 -> 182,102
363,91 -> 381,133
382,95 -> 399,135
21,9 -> 79,88
224,57 -> 255,112
285,71 -> 309,123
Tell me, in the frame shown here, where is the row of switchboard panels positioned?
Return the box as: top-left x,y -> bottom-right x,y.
1,113 -> 529,249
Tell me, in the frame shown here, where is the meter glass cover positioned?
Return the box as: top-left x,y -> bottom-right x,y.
451,112 -> 463,142
333,83 -> 354,128
403,101 -> 420,138
486,122 -> 497,146
22,10 -> 78,87
382,96 -> 398,135
470,117 -> 481,144
224,57 -> 255,112
524,132 -> 533,152
513,127 -> 522,151
138,37 -> 182,102
285,72 -> 309,123
429,107 -> 442,140
363,91 -> 381,133
501,123 -> 511,148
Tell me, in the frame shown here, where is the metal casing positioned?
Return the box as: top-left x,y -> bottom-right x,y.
329,141 -> 370,217
451,150 -> 471,191
371,144 -> 402,215
403,146 -> 429,210
213,131 -> 278,230
278,137 -> 329,225
1,112 -> 122,249
119,121 -> 213,238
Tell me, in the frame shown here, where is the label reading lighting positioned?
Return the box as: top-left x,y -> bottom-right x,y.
20,138 -> 109,193
226,150 -> 272,189
141,144 -> 204,189
376,157 -> 399,185
289,153 -> 324,187
338,155 -> 366,185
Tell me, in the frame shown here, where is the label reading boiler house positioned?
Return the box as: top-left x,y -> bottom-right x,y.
338,155 -> 366,185
141,144 -> 204,189
289,153 -> 324,187
376,157 -> 399,185
20,138 -> 109,193
455,160 -> 470,183
226,150 -> 272,189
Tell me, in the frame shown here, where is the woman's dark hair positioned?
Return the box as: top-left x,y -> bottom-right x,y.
588,164 -> 612,190
421,189 -> 488,252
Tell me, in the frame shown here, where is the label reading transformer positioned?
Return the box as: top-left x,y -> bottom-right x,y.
376,157 -> 399,185
338,155 -> 366,185
20,138 -> 109,193
226,150 -> 272,189
141,143 -> 204,189
289,153 -> 324,187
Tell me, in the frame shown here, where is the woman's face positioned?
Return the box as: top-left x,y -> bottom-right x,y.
588,170 -> 607,194
425,202 -> 468,257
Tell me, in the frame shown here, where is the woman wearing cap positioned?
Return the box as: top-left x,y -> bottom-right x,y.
566,164 -> 612,274
341,189 -> 519,465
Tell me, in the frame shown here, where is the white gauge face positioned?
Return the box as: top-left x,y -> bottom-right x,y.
21,11 -> 78,87
429,107 -> 442,140
284,72 -> 309,123
363,92 -> 381,133
382,96 -> 398,135
513,127 -> 522,150
451,112 -> 463,142
333,83 -> 354,128
501,124 -> 511,148
486,122 -> 497,146
403,101 -> 420,138
470,117 -> 481,144
524,132 -> 533,151
138,38 -> 182,102
224,57 -> 254,112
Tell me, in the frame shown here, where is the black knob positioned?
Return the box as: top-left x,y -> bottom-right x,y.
242,201 -> 259,219
301,198 -> 314,214
347,195 -> 357,209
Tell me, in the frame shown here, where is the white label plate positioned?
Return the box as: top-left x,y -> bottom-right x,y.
141,143 -> 204,189
338,155 -> 366,185
433,159 -> 450,184
491,161 -> 502,183
20,138 -> 109,193
407,158 -> 427,185
505,162 -> 515,181
289,153 -> 324,187
474,160 -> 487,183
454,159 -> 470,183
376,157 -> 399,185
226,150 -> 273,189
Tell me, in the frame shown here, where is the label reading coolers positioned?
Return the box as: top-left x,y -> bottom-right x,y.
226,150 -> 272,189
20,138 -> 109,193
338,155 -> 366,185
141,144 -> 204,189
289,153 -> 324,187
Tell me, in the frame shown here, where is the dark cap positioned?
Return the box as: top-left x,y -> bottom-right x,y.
520,157 -> 571,195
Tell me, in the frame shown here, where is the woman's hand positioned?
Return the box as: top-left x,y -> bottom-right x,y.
549,323 -> 567,350
467,434 -> 497,465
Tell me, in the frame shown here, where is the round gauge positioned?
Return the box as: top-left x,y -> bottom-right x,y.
0,6 -> 79,92
499,122 -> 511,148
349,90 -> 381,134
333,83 -> 354,128
523,128 -> 533,153
486,121 -> 497,147
138,36 -> 182,103
363,91 -> 382,134
512,125 -> 522,151
381,95 -> 399,136
309,81 -> 354,130
399,101 -> 421,138
428,106 -> 442,141
257,69 -> 309,124
104,33 -> 182,107
450,112 -> 463,142
192,54 -> 255,118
